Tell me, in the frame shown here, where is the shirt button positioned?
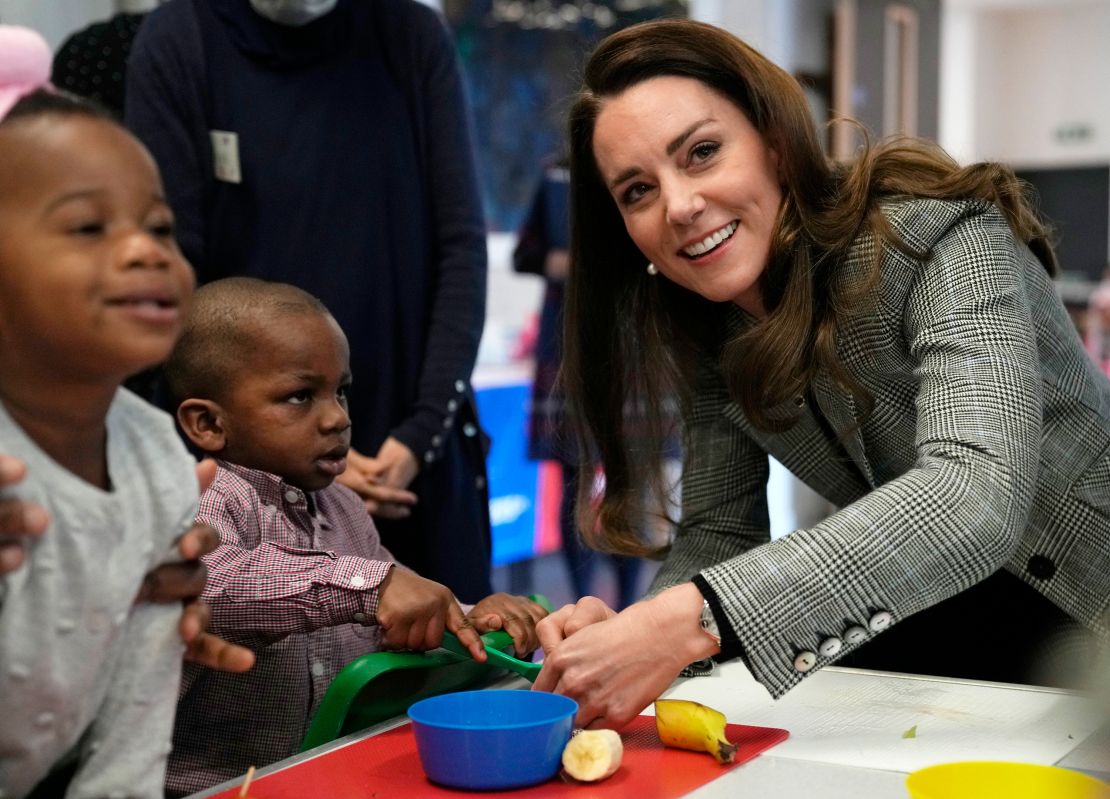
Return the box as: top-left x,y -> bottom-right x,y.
818,637 -> 842,657
793,651 -> 817,673
351,574 -> 366,588
311,661 -> 326,677
475,476 -> 486,490
424,451 -> 435,464
56,618 -> 76,634
844,625 -> 868,644
447,399 -> 458,413
443,416 -> 454,429
36,712 -> 55,728
431,434 -> 443,447
455,380 -> 466,393
868,611 -> 893,632
284,489 -> 301,504
463,423 -> 477,438
9,663 -> 29,680
353,612 -> 368,624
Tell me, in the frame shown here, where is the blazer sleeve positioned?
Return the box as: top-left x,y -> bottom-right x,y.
387,7 -> 488,460
694,205 -> 1043,697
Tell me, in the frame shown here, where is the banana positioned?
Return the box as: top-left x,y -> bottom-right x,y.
654,699 -> 739,764
561,729 -> 624,782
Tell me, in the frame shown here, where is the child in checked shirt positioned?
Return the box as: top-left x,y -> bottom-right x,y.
162,277 -> 549,796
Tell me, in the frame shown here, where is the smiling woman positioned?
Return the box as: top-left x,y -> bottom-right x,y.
530,18 -> 1110,732
591,74 -> 781,314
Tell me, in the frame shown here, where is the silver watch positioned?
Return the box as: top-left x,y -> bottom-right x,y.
699,598 -> 721,646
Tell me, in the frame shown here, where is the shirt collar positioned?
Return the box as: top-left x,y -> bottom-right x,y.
216,460 -> 315,512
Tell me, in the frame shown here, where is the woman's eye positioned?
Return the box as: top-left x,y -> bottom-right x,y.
621,182 -> 651,205
337,384 -> 350,401
149,221 -> 175,238
690,141 -> 720,163
287,391 -> 312,405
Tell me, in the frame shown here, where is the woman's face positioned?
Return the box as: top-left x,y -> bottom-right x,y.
592,75 -> 783,315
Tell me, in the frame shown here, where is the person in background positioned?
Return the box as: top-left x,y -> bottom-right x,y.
0,89 -> 249,799
126,0 -> 494,602
163,277 -> 547,795
1087,272 -> 1110,374
532,19 -> 1110,730
51,10 -> 148,119
513,158 -> 643,610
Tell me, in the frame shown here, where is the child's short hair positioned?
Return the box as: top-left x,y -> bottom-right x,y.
165,277 -> 330,403
0,86 -> 114,128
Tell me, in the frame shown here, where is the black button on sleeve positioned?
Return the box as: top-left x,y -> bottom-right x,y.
1027,554 -> 1056,580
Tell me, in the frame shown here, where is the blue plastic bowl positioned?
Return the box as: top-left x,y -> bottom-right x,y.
408,689 -> 577,790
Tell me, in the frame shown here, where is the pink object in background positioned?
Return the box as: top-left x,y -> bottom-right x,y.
1089,280 -> 1110,376
0,25 -> 53,120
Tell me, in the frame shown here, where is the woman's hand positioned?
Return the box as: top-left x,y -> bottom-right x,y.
376,566 -> 484,657
532,584 -> 718,730
535,596 -> 618,653
335,446 -> 418,519
467,593 -> 550,656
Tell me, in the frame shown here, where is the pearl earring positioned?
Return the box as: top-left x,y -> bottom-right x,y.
646,262 -> 658,276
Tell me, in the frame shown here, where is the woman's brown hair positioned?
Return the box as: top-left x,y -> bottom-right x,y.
562,19 -> 1055,557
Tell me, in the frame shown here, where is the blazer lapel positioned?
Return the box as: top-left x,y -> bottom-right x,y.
813,369 -> 875,488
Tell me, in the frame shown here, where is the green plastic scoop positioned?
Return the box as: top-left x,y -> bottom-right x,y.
441,631 -> 543,683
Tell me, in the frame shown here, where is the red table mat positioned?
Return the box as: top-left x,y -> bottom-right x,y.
211,715 -> 788,798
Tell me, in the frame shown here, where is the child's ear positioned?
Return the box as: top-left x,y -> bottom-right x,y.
177,399 -> 227,454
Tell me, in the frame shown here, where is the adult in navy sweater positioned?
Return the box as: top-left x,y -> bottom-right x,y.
126,0 -> 492,601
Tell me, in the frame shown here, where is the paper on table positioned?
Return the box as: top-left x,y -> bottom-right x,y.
662,663 -> 1107,774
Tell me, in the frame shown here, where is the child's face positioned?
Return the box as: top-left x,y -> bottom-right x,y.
0,115 -> 194,382
219,311 -> 352,492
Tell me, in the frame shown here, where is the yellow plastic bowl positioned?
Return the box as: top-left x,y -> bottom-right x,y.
906,761 -> 1110,799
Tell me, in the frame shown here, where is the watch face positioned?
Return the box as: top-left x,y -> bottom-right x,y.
700,600 -> 721,643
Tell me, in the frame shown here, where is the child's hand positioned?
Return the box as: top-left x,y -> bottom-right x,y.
0,455 -> 50,573
336,446 -> 418,519
136,521 -> 255,674
376,566 -> 484,658
135,461 -> 254,673
467,594 -> 550,657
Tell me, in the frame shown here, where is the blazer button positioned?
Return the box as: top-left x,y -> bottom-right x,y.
819,637 -> 843,657
868,611 -> 892,632
793,651 -> 817,673
844,625 -> 868,644
1027,554 -> 1056,580
794,395 -> 806,407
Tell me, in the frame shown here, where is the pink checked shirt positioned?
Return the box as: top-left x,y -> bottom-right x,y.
165,462 -> 394,797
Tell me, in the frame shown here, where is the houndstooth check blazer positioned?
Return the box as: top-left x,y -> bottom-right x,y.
651,197 -> 1110,698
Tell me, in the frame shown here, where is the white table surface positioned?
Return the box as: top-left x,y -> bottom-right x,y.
662,662 -> 1109,798
190,663 -> 1110,799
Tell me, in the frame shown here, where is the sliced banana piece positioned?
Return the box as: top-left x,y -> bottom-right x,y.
561,728 -> 623,782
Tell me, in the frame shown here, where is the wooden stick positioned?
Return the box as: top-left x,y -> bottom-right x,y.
238,765 -> 256,798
